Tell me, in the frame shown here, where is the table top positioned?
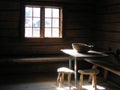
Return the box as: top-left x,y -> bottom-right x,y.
61,49 -> 108,58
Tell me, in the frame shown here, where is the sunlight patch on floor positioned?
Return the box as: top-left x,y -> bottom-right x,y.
56,85 -> 106,90
82,85 -> 106,90
56,86 -> 77,90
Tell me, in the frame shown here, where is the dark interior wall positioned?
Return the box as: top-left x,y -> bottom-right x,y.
94,0 -> 120,85
94,0 -> 120,51
0,0 -> 21,56
0,0 -> 95,74
0,0 -> 95,56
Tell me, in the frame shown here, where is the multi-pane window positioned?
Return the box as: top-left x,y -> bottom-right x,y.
25,5 -> 62,38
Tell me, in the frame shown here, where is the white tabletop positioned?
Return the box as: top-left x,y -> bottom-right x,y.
61,49 -> 108,58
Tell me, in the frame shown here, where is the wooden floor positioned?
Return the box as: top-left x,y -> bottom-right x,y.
0,72 -> 120,90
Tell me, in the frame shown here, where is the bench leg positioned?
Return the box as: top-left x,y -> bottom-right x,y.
104,69 -> 108,80
92,74 -> 97,90
68,73 -> 71,89
56,72 -> 65,87
88,65 -> 97,82
61,72 -> 64,84
57,72 -> 61,87
79,74 -> 83,90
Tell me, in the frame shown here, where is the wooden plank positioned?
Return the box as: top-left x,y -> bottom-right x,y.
97,14 -> 120,23
0,43 -> 72,55
102,0 -> 120,5
0,11 -> 20,21
0,29 -> 19,36
96,23 -> 120,32
24,0 -> 95,4
13,57 -> 69,62
93,31 -> 120,41
108,43 -> 120,50
84,58 -> 120,76
93,41 -> 120,50
0,1 -> 20,10
65,30 -> 91,38
0,21 -> 19,28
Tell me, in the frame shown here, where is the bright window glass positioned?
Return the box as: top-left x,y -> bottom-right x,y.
25,6 -> 62,38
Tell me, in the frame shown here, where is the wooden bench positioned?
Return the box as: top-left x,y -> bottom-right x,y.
0,54 -> 69,63
0,54 -> 70,74
12,56 -> 69,62
84,58 -> 120,80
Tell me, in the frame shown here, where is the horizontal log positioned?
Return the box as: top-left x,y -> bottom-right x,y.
97,14 -> 120,23
93,31 -> 120,41
0,12 -> 20,21
96,23 -> 120,32
65,30 -> 91,38
0,1 -> 20,10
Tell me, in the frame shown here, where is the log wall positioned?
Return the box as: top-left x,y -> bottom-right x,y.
94,0 -> 120,85
94,0 -> 120,51
0,0 -> 95,56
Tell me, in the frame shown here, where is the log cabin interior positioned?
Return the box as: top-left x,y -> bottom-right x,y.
0,0 -> 120,90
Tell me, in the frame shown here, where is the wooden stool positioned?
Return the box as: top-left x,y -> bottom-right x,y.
78,69 -> 99,90
56,67 -> 74,88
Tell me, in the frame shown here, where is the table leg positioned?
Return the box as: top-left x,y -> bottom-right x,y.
69,57 -> 72,69
69,57 -> 77,87
74,57 -> 77,87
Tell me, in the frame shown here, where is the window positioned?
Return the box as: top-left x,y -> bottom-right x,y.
25,5 -> 62,38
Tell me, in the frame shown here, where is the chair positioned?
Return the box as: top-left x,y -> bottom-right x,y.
56,67 -> 74,88
78,69 -> 99,90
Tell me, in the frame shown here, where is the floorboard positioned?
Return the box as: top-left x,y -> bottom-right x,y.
0,72 -> 119,90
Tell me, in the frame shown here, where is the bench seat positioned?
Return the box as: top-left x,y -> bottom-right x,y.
84,58 -> 120,80
0,54 -> 69,63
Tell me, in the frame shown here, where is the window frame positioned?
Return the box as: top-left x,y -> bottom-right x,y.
22,3 -> 63,41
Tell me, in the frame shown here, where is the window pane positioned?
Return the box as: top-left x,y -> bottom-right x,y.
52,19 -> 59,27
45,8 -> 52,17
25,18 -> 32,27
25,7 -> 32,17
52,28 -> 59,37
33,28 -> 40,37
25,6 -> 62,38
33,8 -> 40,17
25,28 -> 32,37
45,18 -> 51,27
53,9 -> 59,17
45,28 -> 51,37
33,18 -> 40,27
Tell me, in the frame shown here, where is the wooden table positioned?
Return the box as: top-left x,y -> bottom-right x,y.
61,49 -> 108,87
